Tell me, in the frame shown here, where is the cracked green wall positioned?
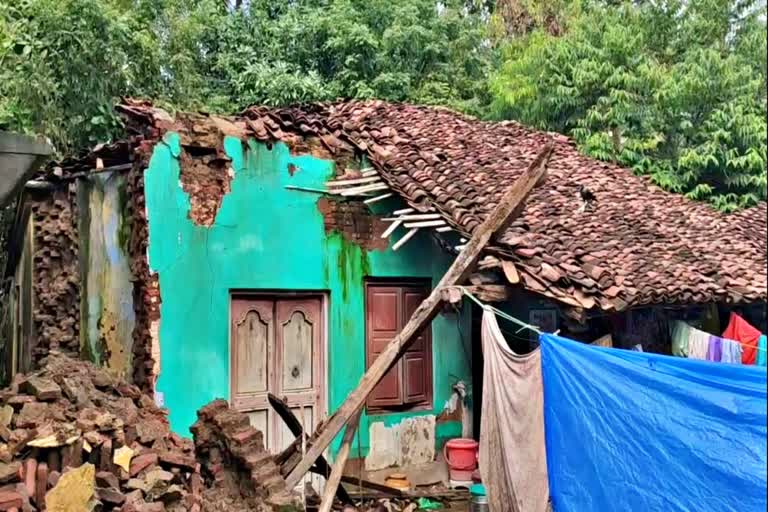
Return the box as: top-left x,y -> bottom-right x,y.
144,133 -> 471,458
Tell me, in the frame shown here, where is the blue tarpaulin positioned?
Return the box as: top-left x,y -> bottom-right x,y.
540,333 -> 767,512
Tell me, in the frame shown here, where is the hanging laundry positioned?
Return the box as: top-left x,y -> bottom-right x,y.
721,338 -> 744,365
687,327 -> 710,360
757,335 -> 767,367
706,336 -> 722,362
671,321 -> 690,357
723,313 -> 762,365
479,309 -> 549,512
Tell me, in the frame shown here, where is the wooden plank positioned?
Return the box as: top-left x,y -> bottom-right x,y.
397,213 -> 442,221
403,220 -> 446,228
326,176 -> 382,187
380,219 -> 402,239
317,411 -> 362,512
391,227 -> 419,251
267,394 -> 352,504
363,192 -> 393,204
337,475 -> 404,496
466,284 -> 510,302
340,183 -> 389,196
285,185 -> 329,194
285,142 -> 553,488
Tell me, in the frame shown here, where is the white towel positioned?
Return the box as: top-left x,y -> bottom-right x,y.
688,328 -> 711,360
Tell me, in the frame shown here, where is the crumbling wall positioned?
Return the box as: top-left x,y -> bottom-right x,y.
191,400 -> 296,510
0,352 -> 292,511
30,186 -> 80,363
125,151 -> 161,394
178,151 -> 233,227
316,198 -> 389,252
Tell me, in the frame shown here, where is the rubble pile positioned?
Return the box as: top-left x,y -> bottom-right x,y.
0,353 -> 288,511
191,400 -> 296,511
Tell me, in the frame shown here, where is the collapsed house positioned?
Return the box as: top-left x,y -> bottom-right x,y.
1,100 -> 766,484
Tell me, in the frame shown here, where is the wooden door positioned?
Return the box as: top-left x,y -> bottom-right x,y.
231,295 -> 325,453
365,282 -> 432,411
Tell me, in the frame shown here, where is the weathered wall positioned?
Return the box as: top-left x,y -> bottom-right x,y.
125,151 -> 162,393
143,132 -> 472,462
30,186 -> 80,361
77,171 -> 136,379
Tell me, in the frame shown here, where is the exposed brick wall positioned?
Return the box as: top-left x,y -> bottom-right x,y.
316,197 -> 389,251
125,146 -> 160,393
191,400 -> 296,510
178,150 -> 233,227
30,186 -> 80,363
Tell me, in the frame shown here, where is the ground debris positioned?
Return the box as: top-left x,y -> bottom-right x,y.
0,352 -> 293,511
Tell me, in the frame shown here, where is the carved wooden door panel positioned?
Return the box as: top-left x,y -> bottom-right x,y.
231,296 -> 324,454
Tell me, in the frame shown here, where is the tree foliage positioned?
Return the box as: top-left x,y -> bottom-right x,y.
0,0 -> 766,211
491,0 -> 767,211
0,0 -> 492,152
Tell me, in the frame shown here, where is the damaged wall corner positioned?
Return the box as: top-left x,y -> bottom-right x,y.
125,154 -> 161,394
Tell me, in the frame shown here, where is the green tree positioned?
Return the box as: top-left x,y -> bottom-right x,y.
490,0 -> 767,210
0,0 -> 493,152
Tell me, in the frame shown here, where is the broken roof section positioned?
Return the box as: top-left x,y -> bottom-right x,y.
72,99 -> 768,313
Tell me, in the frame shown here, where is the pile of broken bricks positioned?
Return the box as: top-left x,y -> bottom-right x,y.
0,352 -> 291,511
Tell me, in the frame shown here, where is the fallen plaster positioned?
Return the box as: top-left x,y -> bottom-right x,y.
365,415 -> 436,471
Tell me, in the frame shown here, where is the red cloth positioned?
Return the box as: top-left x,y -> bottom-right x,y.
722,313 -> 762,365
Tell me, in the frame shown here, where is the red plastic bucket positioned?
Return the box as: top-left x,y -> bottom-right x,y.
444,438 -> 479,482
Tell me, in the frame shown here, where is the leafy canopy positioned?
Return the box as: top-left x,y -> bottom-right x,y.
490,0 -> 767,211
0,0 -> 492,152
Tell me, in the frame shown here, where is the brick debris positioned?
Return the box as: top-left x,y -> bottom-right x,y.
0,353 -> 294,511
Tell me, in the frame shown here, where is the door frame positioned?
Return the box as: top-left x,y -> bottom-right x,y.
228,290 -> 329,447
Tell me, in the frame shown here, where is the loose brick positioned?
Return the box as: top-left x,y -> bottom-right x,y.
96,487 -> 126,505
19,377 -> 61,402
0,490 -> 22,510
0,463 -> 20,485
34,462 -> 47,508
22,460 -> 35,498
96,471 -> 120,489
129,453 -> 158,477
158,452 -> 195,472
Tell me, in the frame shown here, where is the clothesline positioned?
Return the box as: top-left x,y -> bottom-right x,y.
445,285 -> 766,352
445,286 -> 543,335
685,323 -> 767,352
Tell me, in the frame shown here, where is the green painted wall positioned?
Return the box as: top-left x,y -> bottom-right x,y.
144,133 -> 472,457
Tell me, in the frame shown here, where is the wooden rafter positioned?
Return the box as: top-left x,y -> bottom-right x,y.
285,142 -> 554,488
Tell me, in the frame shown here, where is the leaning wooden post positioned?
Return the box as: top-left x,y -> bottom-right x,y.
286,142 -> 554,488
317,410 -> 362,512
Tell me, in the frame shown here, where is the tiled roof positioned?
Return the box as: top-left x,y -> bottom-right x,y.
118,99 -> 768,312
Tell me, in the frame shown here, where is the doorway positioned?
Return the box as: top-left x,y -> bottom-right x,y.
230,293 -> 326,454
